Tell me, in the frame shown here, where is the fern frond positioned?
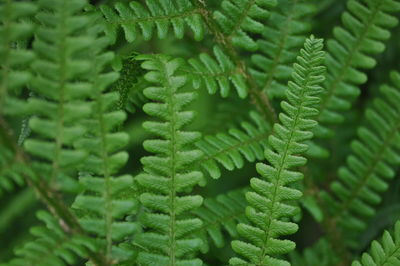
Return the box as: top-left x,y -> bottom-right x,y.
213,0 -> 277,51
322,71 -> 400,243
71,21 -> 140,263
134,55 -> 205,265
352,220 -> 400,266
0,0 -> 36,113
251,0 -> 316,99
230,36 -> 326,266
7,211 -> 98,266
187,45 -> 247,98
100,0 -> 205,43
192,188 -> 248,253
4,0 -> 103,192
196,111 -> 271,179
315,0 -> 400,138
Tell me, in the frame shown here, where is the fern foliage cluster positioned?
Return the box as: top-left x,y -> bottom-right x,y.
2,0 -> 400,266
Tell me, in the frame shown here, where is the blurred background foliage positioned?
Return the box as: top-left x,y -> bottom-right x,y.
1,0 -> 400,265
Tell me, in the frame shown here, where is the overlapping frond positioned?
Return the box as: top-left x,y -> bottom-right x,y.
251,0 -> 316,99
134,55 -> 205,265
213,0 -> 277,51
6,211 -> 98,266
192,188 -> 248,252
0,0 -> 36,112
71,20 -> 139,263
315,0 -> 400,138
100,0 -> 205,43
352,220 -> 400,266
4,0 -> 102,193
230,36 -> 326,266
196,111 -> 271,179
322,71 -> 400,245
187,45 -> 247,98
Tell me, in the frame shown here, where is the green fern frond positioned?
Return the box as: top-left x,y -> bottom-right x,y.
192,188 -> 248,253
352,220 -> 400,266
230,36 -> 326,266
196,111 -> 271,179
187,45 -> 248,98
6,211 -> 98,266
251,0 -> 316,100
5,0 -> 103,192
0,0 -> 36,113
213,0 -> 277,51
71,20 -> 140,263
322,71 -> 400,243
134,55 -> 205,265
100,0 -> 205,43
315,0 -> 400,138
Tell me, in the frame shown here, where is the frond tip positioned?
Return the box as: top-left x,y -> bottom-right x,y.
135,54 -> 205,266
230,36 -> 326,266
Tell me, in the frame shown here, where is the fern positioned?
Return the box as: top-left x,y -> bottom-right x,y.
3,0 -> 400,265
3,0 -> 102,193
196,111 -> 271,179
70,17 -> 140,263
352,220 -> 400,266
251,0 -> 316,100
192,188 -> 248,252
6,211 -> 98,266
100,0 -> 205,43
213,0 -> 277,51
230,36 -> 326,265
134,55 -> 205,265
187,45 -> 248,98
315,0 -> 400,138
322,71 -> 400,244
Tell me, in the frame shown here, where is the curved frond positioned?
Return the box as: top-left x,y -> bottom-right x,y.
196,111 -> 271,179
213,0 -> 277,51
251,0 -> 316,99
352,220 -> 400,266
134,55 -> 205,265
315,0 -> 400,138
100,0 -> 205,43
230,36 -> 326,266
322,71 -> 400,244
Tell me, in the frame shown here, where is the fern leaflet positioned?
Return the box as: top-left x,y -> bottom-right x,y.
352,220 -> 400,266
